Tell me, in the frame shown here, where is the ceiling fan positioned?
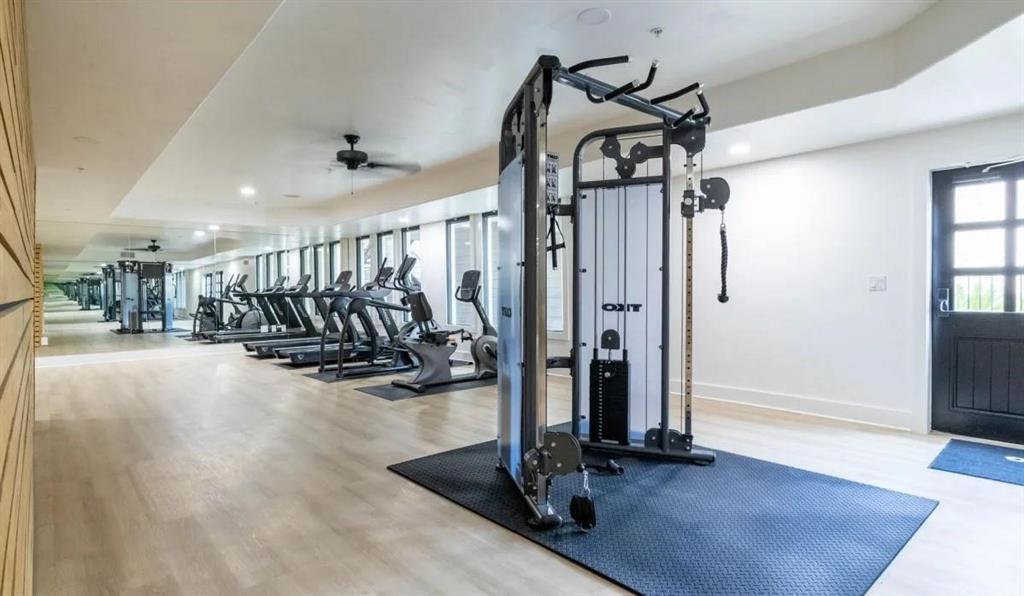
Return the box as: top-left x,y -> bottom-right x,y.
123,239 -> 163,253
333,134 -> 420,173
330,134 -> 420,193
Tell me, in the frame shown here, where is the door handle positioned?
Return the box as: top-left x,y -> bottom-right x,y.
937,287 -> 952,318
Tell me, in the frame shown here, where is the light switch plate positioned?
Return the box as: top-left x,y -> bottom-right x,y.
868,276 -> 887,292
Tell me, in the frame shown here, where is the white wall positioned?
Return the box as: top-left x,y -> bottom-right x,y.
672,111 -> 1024,432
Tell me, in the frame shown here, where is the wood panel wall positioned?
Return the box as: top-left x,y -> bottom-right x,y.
31,245 -> 40,347
0,0 -> 35,594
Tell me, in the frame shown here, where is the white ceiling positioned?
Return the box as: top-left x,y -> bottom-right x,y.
112,0 -> 930,225
29,0 -> 1024,280
28,0 -> 282,277
38,220 -> 302,279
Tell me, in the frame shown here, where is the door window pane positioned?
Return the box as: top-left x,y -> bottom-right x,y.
954,229 -> 1005,268
954,181 -> 1005,223
954,275 -> 1005,312
447,218 -> 474,326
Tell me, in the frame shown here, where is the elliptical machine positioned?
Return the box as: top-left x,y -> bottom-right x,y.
192,274 -> 263,337
392,269 -> 497,393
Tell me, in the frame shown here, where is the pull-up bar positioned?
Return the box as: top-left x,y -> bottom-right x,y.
554,55 -> 709,129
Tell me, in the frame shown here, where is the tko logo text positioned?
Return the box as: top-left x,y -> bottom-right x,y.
601,303 -> 642,312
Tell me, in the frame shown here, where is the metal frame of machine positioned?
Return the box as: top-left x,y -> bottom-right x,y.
113,260 -> 174,334
497,55 -> 730,528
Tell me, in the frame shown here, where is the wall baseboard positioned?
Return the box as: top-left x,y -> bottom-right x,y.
687,381 -> 917,432
545,370 -> 919,432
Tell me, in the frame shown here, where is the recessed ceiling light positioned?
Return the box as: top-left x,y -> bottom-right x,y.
398,216 -> 411,224
728,142 -> 751,156
207,224 -> 220,231
194,230 -> 206,237
239,185 -> 256,197
264,246 -> 273,251
577,7 -> 611,26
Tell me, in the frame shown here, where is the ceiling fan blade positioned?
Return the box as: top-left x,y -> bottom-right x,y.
364,161 -> 421,173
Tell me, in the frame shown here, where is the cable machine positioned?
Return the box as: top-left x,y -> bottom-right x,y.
77,276 -> 102,310
114,260 -> 175,333
100,264 -> 120,322
497,55 -> 731,529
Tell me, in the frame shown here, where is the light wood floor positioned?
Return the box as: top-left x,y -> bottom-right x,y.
39,309 -> 196,357
34,326 -> 1024,594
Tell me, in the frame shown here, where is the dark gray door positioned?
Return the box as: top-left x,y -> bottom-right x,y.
932,162 -> 1024,443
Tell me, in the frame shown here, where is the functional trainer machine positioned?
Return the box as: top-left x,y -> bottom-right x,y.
77,276 -> 102,311
100,264 -> 120,322
497,55 -> 731,529
115,260 -> 175,333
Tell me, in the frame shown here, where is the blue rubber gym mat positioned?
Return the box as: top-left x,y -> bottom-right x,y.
389,436 -> 937,595
929,439 -> 1024,486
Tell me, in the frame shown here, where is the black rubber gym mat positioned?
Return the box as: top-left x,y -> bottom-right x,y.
389,434 -> 938,595
356,377 -> 497,401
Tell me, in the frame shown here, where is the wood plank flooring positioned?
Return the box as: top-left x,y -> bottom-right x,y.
33,320 -> 1024,594
38,310 -> 196,357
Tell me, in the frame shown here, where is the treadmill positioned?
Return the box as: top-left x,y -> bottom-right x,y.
292,257 -> 417,378
276,266 -> 394,365
243,271 -> 355,355
211,274 -> 315,343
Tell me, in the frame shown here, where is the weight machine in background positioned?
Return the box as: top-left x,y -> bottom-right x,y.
113,260 -> 174,334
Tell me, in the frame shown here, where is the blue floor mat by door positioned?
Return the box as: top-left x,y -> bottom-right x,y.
929,439 -> 1024,486
389,437 -> 937,595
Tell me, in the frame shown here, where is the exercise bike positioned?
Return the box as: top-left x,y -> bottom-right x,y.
392,270 -> 497,393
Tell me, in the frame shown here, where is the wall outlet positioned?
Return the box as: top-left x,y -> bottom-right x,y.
868,276 -> 887,292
